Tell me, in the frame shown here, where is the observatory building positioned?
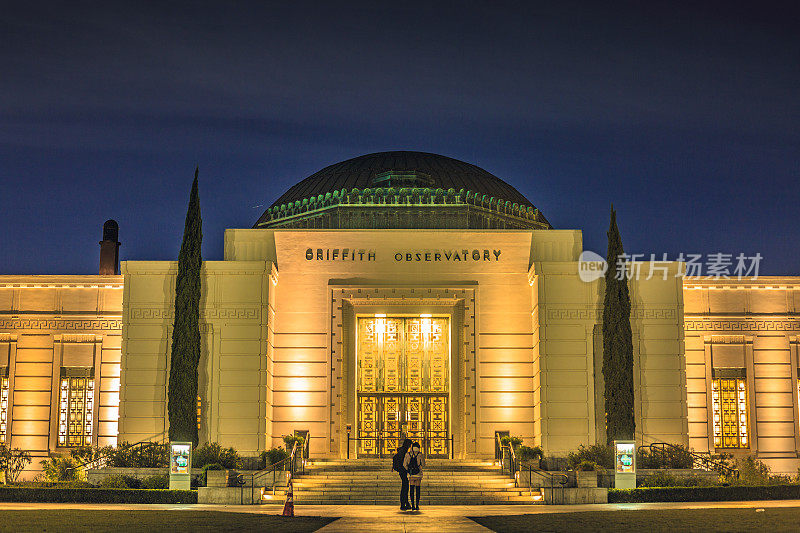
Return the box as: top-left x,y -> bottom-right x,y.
2,151 -> 799,476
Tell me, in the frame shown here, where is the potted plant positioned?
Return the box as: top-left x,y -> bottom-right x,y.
575,460 -> 599,487
283,434 -> 306,457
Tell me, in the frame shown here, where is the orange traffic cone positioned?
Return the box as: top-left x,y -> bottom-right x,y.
282,473 -> 294,517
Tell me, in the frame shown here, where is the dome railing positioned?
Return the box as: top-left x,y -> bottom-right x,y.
261,187 -> 548,227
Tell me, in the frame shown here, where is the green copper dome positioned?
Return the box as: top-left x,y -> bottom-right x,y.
255,151 -> 550,230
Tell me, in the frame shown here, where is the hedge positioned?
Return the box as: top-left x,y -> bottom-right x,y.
0,487 -> 197,504
609,485 -> 800,503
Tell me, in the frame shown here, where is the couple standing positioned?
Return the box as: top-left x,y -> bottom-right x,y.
391,439 -> 425,511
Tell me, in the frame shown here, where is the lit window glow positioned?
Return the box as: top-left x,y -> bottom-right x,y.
57,372 -> 94,447
0,370 -> 8,444
712,378 -> 748,448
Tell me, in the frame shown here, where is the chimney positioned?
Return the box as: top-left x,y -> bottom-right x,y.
99,220 -> 121,275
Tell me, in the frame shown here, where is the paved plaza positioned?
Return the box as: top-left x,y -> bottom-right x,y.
2,501 -> 800,532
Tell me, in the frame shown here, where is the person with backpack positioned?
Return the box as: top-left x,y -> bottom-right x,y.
392,438 -> 412,510
403,441 -> 425,511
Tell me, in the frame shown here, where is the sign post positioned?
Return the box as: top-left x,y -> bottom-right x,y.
614,440 -> 636,489
169,442 -> 192,490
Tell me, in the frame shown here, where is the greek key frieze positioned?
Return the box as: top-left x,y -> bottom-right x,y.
684,320 -> 800,332
128,307 -> 259,320
0,318 -> 122,331
545,308 -> 677,321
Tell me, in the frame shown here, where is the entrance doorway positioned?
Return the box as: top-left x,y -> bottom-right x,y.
356,316 -> 450,457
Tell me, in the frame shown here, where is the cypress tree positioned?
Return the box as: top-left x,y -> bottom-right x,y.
168,168 -> 202,445
602,206 -> 635,443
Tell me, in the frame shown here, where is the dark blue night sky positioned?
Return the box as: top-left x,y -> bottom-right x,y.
1,1 -> 798,274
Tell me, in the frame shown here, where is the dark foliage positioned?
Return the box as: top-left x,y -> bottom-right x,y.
567,444 -> 614,469
140,474 -> 170,489
609,485 -> 800,503
106,442 -> 169,468
638,445 -> 694,469
168,169 -> 203,445
0,487 -> 197,503
261,448 -> 290,468
602,207 -> 635,442
193,442 -> 241,469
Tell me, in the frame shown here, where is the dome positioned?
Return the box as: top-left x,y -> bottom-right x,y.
269,151 -> 533,208
255,151 -> 550,230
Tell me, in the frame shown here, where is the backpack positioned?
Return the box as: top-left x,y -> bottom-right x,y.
407,451 -> 421,476
392,450 -> 404,472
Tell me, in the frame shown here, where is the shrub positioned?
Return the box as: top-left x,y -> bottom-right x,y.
193,443 -> 241,469
260,447 -> 289,468
730,455 -> 795,486
500,436 -> 523,450
108,442 -> 168,468
638,445 -> 694,469
40,456 -> 80,482
0,445 -> 32,483
576,460 -> 600,472
0,486 -> 197,504
517,445 -> 543,463
610,485 -> 800,503
283,435 -> 306,451
567,444 -> 613,469
141,474 -> 169,490
638,470 -> 718,488
99,475 -> 141,489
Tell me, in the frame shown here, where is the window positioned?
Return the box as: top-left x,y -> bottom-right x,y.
712,377 -> 749,448
0,368 -> 8,444
57,369 -> 94,447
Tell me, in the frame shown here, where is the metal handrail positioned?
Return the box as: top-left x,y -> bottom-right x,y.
495,434 -> 518,478
638,441 -> 739,479
520,460 -> 568,503
347,432 -> 453,459
241,441 -> 302,504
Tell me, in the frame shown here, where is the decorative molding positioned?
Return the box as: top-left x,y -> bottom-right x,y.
61,334 -> 99,343
0,318 -> 122,331
706,335 -> 747,344
545,308 -> 677,321
129,307 -> 259,320
345,297 -> 461,307
685,319 -> 800,332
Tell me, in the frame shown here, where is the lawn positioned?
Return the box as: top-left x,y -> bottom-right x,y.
470,507 -> 800,533
0,510 -> 337,532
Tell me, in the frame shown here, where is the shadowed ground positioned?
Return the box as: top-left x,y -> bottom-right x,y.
470,507 -> 800,533
0,510 -> 337,533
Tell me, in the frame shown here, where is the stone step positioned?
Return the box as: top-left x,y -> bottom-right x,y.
293,482 -> 517,489
291,491 -> 526,498
293,481 -> 514,487
294,470 -> 511,483
294,496 -> 542,507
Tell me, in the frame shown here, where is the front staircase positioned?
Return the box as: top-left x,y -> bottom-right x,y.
279,458 -> 541,505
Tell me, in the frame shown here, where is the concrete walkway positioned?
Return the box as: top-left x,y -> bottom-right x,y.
3,501 -> 800,532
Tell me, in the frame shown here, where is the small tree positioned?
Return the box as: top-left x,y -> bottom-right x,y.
602,206 -> 635,443
168,168 -> 203,445
0,444 -> 32,484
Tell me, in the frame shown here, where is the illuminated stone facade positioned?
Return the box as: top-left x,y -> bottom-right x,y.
1,152 -> 799,478
0,276 -> 123,476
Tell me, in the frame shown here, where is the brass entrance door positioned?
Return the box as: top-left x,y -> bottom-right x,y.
356,316 -> 450,458
357,393 -> 449,457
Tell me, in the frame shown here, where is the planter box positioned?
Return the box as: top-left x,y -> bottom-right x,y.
543,487 -> 607,504
576,470 -> 598,488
